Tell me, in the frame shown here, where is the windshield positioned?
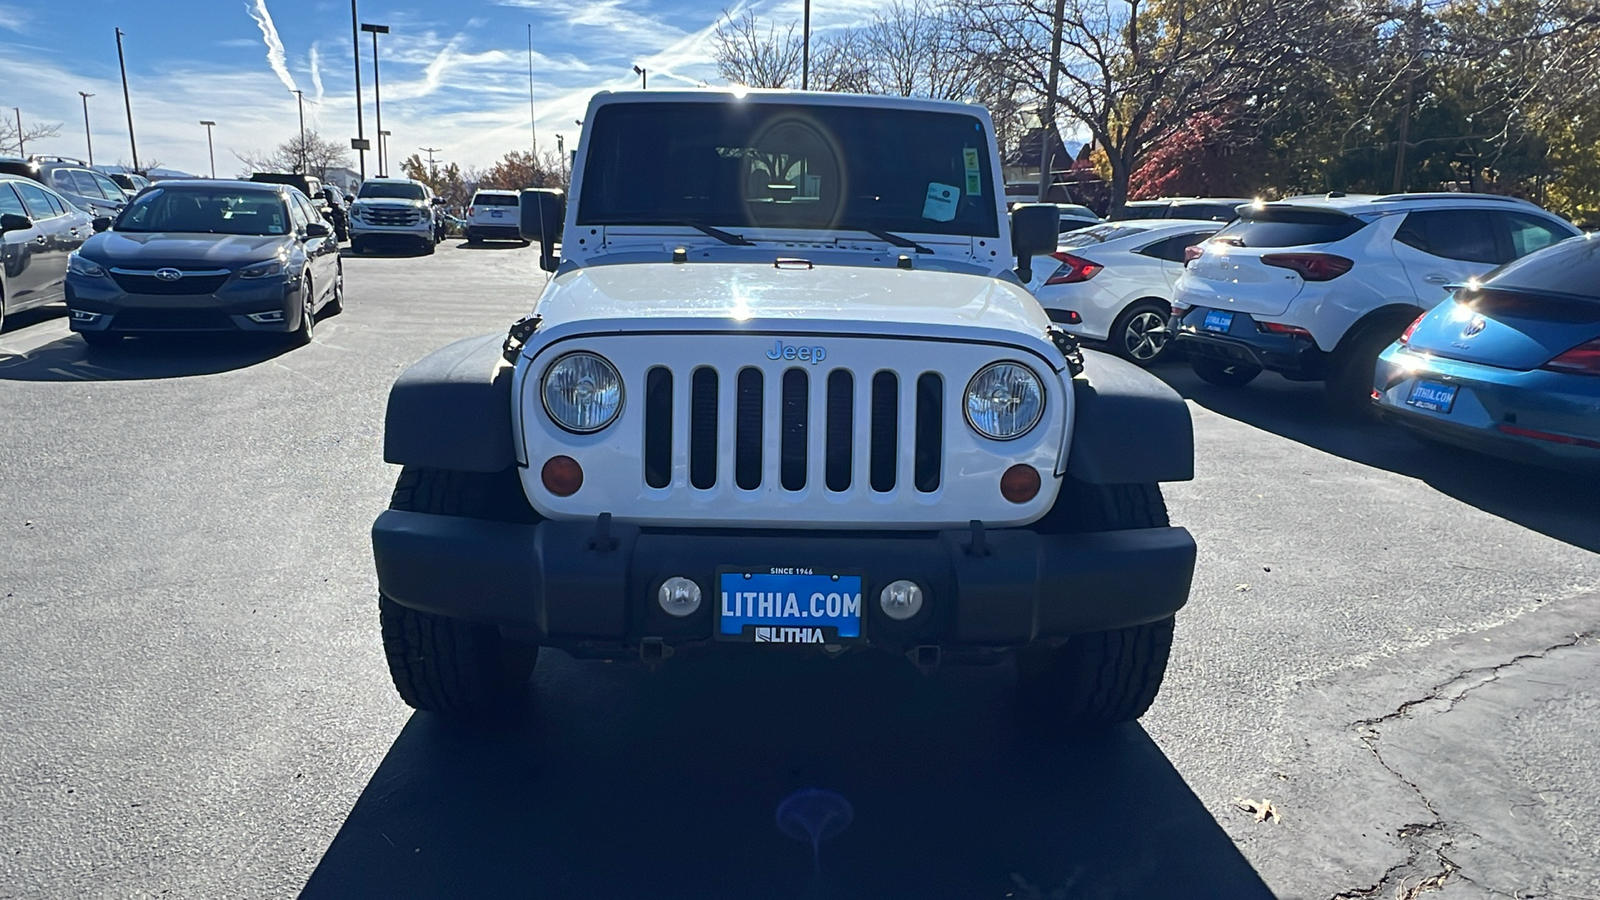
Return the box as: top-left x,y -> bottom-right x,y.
577,101 -> 1000,238
358,182 -> 426,201
113,187 -> 289,235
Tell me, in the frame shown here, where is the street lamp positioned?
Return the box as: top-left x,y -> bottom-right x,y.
290,89 -> 307,173
361,23 -> 390,175
632,64 -> 646,89
79,93 -> 95,165
379,130 -> 391,173
199,120 -> 217,178
350,0 -> 366,179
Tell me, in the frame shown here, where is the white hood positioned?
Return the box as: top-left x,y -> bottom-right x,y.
532,261 -> 1054,350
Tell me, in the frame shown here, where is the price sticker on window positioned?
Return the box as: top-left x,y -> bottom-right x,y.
963,147 -> 982,196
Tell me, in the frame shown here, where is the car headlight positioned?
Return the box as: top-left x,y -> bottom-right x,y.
964,362 -> 1045,440
542,352 -> 624,433
237,260 -> 283,279
67,252 -> 106,278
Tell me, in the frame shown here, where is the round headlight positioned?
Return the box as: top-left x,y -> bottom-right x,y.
542,352 -> 624,433
964,362 -> 1044,440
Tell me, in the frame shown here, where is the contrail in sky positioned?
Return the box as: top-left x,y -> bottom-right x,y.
309,42 -> 325,105
247,0 -> 299,93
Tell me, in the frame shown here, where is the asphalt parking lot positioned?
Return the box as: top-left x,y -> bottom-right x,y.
1,241 -> 1597,899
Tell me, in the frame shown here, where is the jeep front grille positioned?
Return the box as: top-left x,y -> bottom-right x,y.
644,362 -> 944,494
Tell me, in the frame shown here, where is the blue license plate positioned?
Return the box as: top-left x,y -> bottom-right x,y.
1406,380 -> 1458,413
717,570 -> 863,643
1203,310 -> 1234,333
490,210 -> 503,218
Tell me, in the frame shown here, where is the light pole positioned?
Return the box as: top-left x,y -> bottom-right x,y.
116,27 -> 140,173
79,93 -> 95,165
802,0 -> 811,90
526,23 -> 537,156
290,89 -> 307,173
350,0 -> 366,179
361,23 -> 389,176
632,64 -> 646,89
379,130 -> 391,173
199,120 -> 216,178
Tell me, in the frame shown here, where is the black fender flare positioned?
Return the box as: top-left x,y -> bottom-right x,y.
1067,349 -> 1194,484
383,333 -> 517,473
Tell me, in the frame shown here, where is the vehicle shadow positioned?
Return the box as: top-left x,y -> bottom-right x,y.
1158,362 -> 1600,552
0,333 -> 294,382
0,305 -> 68,334
300,651 -> 1275,900
452,240 -> 530,250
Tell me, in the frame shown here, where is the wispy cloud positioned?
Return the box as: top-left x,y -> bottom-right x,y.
0,2 -> 29,32
309,41 -> 325,105
246,0 -> 298,93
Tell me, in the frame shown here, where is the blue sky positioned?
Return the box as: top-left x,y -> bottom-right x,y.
0,0 -> 885,176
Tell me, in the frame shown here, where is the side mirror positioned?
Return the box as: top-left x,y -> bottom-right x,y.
520,188 -> 566,273
92,216 -> 113,233
1010,203 -> 1059,284
1,213 -> 34,234
304,221 -> 332,238
431,197 -> 447,206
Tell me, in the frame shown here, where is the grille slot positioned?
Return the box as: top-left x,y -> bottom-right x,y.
869,371 -> 899,493
780,368 -> 809,491
363,207 -> 422,226
689,367 -> 718,489
109,308 -> 235,331
735,368 -> 764,490
644,367 -> 673,489
915,373 -> 943,493
825,370 -> 853,492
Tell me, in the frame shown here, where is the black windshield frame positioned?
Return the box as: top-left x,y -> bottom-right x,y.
576,101 -> 1000,238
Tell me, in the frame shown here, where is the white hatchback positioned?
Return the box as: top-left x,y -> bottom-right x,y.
463,190 -> 527,244
1027,220 -> 1222,364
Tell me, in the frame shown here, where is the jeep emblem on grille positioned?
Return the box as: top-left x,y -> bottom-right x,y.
766,341 -> 826,364
154,268 -> 183,282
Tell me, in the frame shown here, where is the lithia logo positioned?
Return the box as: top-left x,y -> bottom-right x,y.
755,626 -> 826,643
766,341 -> 827,364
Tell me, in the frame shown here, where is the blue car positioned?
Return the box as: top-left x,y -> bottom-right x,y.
1373,234 -> 1600,469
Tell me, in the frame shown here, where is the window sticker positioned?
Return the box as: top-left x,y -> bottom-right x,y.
922,182 -> 960,222
963,148 -> 982,196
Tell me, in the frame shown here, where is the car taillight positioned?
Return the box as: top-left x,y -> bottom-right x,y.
1184,244 -> 1205,265
1261,253 -> 1354,282
1543,338 -> 1600,375
1043,252 -> 1103,285
467,206 -> 476,216
1257,321 -> 1313,337
1398,313 -> 1425,345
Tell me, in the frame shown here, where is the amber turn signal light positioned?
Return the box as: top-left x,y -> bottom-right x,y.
1000,464 -> 1041,504
541,455 -> 584,497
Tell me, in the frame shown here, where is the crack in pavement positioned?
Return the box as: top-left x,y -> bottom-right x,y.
1326,633 -> 1595,900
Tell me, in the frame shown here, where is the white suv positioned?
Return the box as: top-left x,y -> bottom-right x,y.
1171,193 -> 1579,408
348,177 -> 442,256
463,189 -> 528,245
369,89 -> 1199,729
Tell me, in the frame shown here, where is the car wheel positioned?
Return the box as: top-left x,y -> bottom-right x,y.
421,238 -> 436,256
1111,301 -> 1173,366
1190,357 -> 1261,387
292,279 -> 315,346
465,230 -> 481,245
378,467 -> 541,720
1327,321 -> 1407,418
0,293 -> 6,333
1018,479 -> 1177,731
351,239 -> 367,255
325,261 -> 345,316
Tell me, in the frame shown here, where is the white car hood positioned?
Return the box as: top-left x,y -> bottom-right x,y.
533,261 -> 1054,349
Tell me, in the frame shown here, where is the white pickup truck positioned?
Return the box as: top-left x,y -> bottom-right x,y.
372,89 -> 1197,730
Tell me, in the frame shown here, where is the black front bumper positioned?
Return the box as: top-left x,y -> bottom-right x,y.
371,512 -> 1196,651
1174,308 -> 1327,379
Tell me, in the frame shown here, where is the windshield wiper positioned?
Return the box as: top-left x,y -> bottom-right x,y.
858,229 -> 933,254
686,223 -> 755,246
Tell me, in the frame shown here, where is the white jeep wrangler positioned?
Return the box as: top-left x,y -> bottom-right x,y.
372,90 -> 1197,729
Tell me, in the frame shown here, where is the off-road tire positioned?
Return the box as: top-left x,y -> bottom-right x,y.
379,467 -> 540,720
1190,356 -> 1261,388
1018,480 -> 1178,731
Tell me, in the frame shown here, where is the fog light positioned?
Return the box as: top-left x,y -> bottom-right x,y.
246,310 -> 285,323
657,577 -> 702,617
1000,464 -> 1041,503
69,309 -> 101,322
541,455 -> 583,496
878,580 -> 923,621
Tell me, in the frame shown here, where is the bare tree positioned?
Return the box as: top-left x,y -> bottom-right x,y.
862,0 -> 976,99
713,10 -> 804,88
810,28 -> 873,93
0,118 -> 63,157
956,0 -> 1356,213
235,131 -> 352,179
